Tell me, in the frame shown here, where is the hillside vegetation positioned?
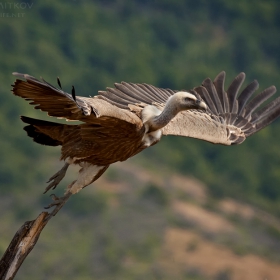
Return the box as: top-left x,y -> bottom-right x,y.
1,1 -> 280,279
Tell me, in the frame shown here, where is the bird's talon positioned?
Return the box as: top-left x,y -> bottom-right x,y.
44,163 -> 69,194
49,193 -> 60,200
44,203 -> 56,210
46,171 -> 60,183
44,192 -> 72,216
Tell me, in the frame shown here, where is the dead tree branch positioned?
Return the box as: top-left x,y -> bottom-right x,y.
0,212 -> 48,280
0,193 -> 72,280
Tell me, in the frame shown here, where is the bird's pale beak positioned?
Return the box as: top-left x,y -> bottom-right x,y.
196,100 -> 207,111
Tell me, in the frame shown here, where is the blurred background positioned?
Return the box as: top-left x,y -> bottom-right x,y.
1,0 -> 280,279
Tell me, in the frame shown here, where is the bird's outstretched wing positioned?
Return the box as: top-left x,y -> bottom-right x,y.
163,72 -> 280,145
12,72 -> 96,120
100,72 -> 280,145
12,73 -> 141,126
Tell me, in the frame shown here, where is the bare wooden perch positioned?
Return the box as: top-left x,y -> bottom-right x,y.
0,194 -> 71,280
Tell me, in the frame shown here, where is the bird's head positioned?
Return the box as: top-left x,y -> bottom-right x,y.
171,91 -> 207,112
142,90 -> 208,133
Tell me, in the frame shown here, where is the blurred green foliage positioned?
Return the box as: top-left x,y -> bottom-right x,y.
140,183 -> 169,206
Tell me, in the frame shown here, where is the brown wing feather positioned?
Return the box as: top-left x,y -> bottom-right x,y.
12,73 -> 95,121
60,118 -> 145,165
97,82 -> 174,109
12,73 -> 143,127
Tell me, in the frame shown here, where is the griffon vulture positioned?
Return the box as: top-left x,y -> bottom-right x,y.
11,72 -> 280,215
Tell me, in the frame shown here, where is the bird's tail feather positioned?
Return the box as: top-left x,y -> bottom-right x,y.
21,116 -> 65,146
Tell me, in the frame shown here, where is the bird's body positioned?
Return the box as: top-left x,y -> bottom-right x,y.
11,71 -> 280,213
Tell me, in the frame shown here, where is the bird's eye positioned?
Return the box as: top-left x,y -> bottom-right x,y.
184,97 -> 189,102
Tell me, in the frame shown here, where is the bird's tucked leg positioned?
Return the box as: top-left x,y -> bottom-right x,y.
67,163 -> 109,194
45,163 -> 109,216
44,162 -> 70,193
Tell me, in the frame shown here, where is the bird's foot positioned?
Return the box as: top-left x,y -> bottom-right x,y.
44,192 -> 72,217
44,163 -> 69,194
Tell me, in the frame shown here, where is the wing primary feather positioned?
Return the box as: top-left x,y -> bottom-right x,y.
243,86 -> 276,119
98,88 -> 133,107
228,113 -> 238,125
153,86 -> 172,100
252,103 -> 280,135
72,86 -> 76,101
194,86 -> 218,115
233,117 -> 249,127
251,96 -> 280,124
141,84 -> 169,103
134,83 -> 169,103
202,78 -> 223,114
137,84 -> 165,103
40,77 -> 63,92
57,77 -> 62,89
114,83 -> 144,102
107,87 -> 141,104
238,80 -> 259,116
213,71 -> 229,112
12,72 -> 100,121
96,94 -> 128,109
227,72 -> 245,112
213,71 -> 226,108
101,81 -> 174,108
116,82 -> 154,104
231,100 -> 239,114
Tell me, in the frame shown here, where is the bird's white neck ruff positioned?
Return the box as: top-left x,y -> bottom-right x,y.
142,129 -> 162,147
141,105 -> 162,124
141,105 -> 163,147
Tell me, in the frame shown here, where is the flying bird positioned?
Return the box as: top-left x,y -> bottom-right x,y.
12,72 -> 280,215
